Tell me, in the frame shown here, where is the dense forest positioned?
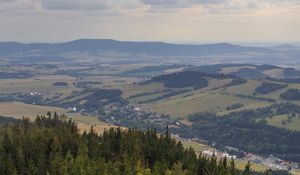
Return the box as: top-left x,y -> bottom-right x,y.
52,82 -> 69,87
255,83 -> 287,94
0,71 -> 33,79
150,71 -> 250,89
151,71 -> 209,88
280,89 -> 300,100
0,114 -> 288,175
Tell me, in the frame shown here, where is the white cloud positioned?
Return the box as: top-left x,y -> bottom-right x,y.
0,0 -> 299,42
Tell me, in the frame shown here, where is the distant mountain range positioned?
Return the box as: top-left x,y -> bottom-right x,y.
0,39 -> 299,65
0,39 -> 276,56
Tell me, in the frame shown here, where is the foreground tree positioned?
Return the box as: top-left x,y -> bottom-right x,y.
0,114 -> 291,175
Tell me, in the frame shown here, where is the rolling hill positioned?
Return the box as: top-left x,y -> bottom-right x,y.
0,39 -> 274,57
186,64 -> 300,78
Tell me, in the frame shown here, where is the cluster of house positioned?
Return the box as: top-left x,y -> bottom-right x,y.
202,149 -> 237,160
29,92 -> 41,96
100,103 -> 173,127
68,106 -> 77,112
244,153 -> 299,171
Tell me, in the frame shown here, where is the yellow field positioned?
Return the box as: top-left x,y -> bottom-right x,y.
0,102 -> 68,119
263,69 -> 284,78
0,75 -> 78,98
182,141 -> 213,153
0,102 -> 114,135
235,159 -> 269,172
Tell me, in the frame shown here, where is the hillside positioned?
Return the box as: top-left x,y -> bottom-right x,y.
0,115 -> 266,175
0,39 -> 273,57
186,64 -> 300,78
120,69 -> 300,163
2,40 -> 300,67
0,61 -> 299,172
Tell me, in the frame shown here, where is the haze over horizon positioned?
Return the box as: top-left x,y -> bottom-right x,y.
1,0 -> 300,43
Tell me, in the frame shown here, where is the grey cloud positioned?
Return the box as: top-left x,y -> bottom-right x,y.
139,0 -> 228,9
41,0 -> 108,10
0,0 -> 16,3
191,0 -> 227,4
140,0 -> 188,8
139,0 -> 300,10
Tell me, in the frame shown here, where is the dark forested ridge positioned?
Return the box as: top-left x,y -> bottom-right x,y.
0,115 -> 288,175
183,104 -> 300,163
151,71 -> 209,88
255,83 -> 287,94
280,89 -> 300,100
186,64 -> 300,79
149,71 -> 238,88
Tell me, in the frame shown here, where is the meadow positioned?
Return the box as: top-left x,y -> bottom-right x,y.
0,102 -> 114,134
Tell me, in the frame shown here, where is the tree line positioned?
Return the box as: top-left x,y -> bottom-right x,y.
0,114 -> 283,175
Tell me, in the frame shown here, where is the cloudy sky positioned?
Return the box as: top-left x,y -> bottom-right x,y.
0,0 -> 299,43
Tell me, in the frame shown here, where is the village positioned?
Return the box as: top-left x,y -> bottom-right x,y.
171,133 -> 300,173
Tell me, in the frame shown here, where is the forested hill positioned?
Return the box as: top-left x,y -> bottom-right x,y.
0,115 -> 288,175
0,39 -> 272,57
150,71 -> 234,88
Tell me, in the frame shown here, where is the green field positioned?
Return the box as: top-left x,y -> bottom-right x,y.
119,77 -> 300,135
81,75 -> 139,89
121,79 -> 286,119
148,91 -> 268,119
224,79 -> 261,96
267,115 -> 300,131
120,82 -> 165,98
143,84 -> 271,119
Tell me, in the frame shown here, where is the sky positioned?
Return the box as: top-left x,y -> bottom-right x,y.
0,0 -> 300,43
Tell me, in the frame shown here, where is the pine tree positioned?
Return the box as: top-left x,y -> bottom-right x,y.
243,161 -> 251,175
229,158 -> 236,175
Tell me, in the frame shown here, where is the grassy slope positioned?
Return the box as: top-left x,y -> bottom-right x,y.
122,78 -> 300,132
148,92 -> 267,119
120,82 -> 165,98
0,75 -> 78,98
141,80 -> 271,119
266,115 -> 300,131
224,79 -> 261,96
0,102 -> 114,134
